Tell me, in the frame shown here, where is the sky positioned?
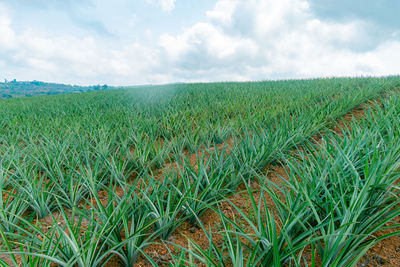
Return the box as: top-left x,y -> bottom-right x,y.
0,0 -> 399,85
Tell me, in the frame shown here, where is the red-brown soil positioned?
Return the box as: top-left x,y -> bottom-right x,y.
132,97 -> 400,266
2,95 -> 399,267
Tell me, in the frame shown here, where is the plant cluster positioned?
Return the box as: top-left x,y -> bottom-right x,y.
0,77 -> 400,266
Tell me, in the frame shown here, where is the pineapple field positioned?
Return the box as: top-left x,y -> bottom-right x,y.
1,77 -> 400,266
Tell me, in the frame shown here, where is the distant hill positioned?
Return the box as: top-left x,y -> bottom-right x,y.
0,80 -> 113,98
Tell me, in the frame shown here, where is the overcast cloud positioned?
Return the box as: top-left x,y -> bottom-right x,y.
0,0 -> 399,85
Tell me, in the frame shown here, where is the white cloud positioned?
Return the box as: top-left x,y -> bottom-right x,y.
364,41 -> 400,76
0,13 -> 16,49
146,0 -> 175,12
160,0 -> 175,12
158,0 -> 400,81
0,14 -> 160,85
206,0 -> 238,26
0,0 -> 399,85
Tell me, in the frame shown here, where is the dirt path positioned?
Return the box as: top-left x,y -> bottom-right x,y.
2,93 -> 397,267
133,95 -> 400,266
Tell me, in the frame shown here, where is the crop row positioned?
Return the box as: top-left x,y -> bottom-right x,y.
0,77 -> 399,266
178,89 -> 400,266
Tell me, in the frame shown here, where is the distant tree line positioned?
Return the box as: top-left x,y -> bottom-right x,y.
0,80 -> 112,98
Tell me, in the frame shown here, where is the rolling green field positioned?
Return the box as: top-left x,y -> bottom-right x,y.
1,77 -> 400,266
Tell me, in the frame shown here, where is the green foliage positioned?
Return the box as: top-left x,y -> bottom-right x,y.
0,80 -> 112,98
1,76 -> 400,266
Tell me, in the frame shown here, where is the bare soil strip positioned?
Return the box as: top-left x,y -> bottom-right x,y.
132,94 -> 400,266
2,93 -> 397,267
